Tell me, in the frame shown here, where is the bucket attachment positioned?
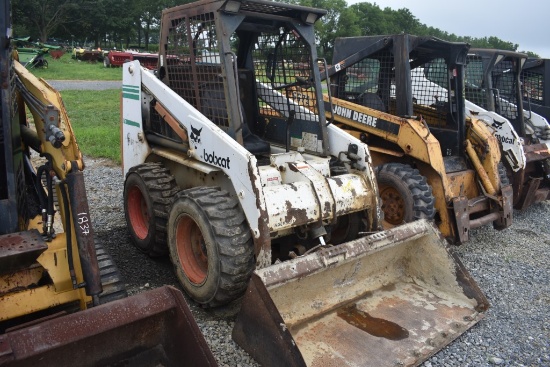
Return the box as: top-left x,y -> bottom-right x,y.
233,220 -> 489,367
0,286 -> 217,367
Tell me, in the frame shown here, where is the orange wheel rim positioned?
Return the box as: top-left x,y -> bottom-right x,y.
128,186 -> 149,239
175,214 -> 208,284
380,186 -> 405,225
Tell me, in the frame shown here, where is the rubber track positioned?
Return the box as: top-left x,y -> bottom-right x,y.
95,242 -> 128,304
178,187 -> 255,307
127,162 -> 179,256
378,163 -> 436,220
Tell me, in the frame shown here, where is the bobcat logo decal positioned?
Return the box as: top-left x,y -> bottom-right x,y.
190,125 -> 202,149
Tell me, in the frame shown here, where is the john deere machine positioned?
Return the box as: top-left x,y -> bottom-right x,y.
463,49 -> 550,209
319,34 -> 512,244
121,2 -> 488,366
1,0 -> 216,365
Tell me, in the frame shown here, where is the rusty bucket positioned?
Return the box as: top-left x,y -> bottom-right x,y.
0,286 -> 217,366
233,219 -> 488,367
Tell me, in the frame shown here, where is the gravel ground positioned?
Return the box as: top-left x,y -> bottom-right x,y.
82,156 -> 550,367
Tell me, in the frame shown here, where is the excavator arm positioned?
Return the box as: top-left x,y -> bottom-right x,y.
13,60 -> 103,304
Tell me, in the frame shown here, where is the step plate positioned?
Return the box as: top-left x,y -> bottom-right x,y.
0,229 -> 47,274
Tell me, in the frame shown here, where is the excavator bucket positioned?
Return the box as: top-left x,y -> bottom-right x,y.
0,286 -> 217,367
233,220 -> 488,367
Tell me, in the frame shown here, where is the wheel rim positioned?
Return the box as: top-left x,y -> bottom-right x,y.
175,214 -> 208,285
127,186 -> 149,239
380,186 -> 406,225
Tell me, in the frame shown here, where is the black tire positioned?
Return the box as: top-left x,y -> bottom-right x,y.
329,212 -> 362,245
168,187 -> 255,307
103,57 -> 110,68
376,163 -> 436,227
124,162 -> 179,257
95,242 -> 127,304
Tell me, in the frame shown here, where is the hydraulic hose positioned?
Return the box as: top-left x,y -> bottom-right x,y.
65,163 -> 103,305
59,180 -> 77,288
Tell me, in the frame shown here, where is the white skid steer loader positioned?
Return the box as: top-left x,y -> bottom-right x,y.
121,0 -> 489,365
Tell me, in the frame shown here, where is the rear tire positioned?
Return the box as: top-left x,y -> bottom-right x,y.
168,187 -> 255,307
329,213 -> 362,245
377,163 -> 435,227
123,163 -> 179,257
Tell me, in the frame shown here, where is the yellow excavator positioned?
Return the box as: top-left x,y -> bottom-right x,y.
0,1 -> 216,364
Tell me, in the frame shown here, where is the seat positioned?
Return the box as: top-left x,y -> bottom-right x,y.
242,120 -> 270,155
200,82 -> 270,156
358,92 -> 386,112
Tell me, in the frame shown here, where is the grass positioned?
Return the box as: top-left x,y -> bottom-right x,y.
25,52 -> 123,163
31,52 -> 122,81
60,89 -> 121,163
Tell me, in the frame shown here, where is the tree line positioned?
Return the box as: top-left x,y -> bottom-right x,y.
12,0 -> 538,58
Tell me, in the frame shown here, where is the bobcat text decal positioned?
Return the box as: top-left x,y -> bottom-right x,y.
190,124 -> 231,169
203,149 -> 231,169
496,134 -> 515,144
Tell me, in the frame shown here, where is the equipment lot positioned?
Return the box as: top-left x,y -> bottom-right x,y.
86,156 -> 549,367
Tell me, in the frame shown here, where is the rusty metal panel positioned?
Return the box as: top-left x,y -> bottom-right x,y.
446,169 -> 478,198
0,230 -> 47,275
1,286 -> 217,367
523,143 -> 550,162
327,174 -> 373,215
452,195 -> 470,243
494,184 -> 513,230
263,181 -> 320,231
233,220 -> 489,367
0,266 -> 43,295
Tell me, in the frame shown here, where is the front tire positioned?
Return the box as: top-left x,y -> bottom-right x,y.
168,187 -> 255,307
377,163 -> 435,227
123,163 -> 178,256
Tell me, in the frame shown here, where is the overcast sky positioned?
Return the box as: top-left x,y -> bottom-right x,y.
346,0 -> 550,58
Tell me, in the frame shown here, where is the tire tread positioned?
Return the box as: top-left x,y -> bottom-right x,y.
126,162 -> 179,256
377,163 -> 436,222
172,187 -> 254,307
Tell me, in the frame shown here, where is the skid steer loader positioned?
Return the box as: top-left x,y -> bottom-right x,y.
522,58 -> 550,122
122,1 -> 488,366
0,1 -> 216,364
321,34 -> 512,244
462,49 -> 550,209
